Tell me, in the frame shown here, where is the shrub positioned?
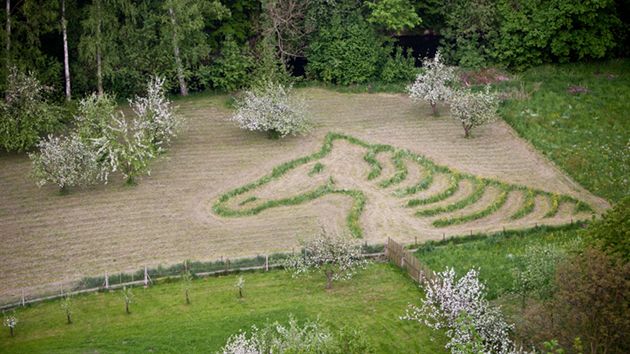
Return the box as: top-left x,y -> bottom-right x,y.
306,11 -> 387,85
581,196 -> 630,262
0,67 -> 62,152
231,81 -> 312,138
381,46 -> 419,83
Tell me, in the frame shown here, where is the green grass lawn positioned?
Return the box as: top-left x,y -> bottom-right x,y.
414,225 -> 581,299
0,263 -> 445,354
497,59 -> 630,203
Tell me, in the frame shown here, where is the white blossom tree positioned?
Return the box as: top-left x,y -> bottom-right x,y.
29,134 -> 107,194
3,311 -> 17,337
129,76 -> 184,148
231,81 -> 312,139
284,228 -> 368,290
61,294 -> 74,324
450,85 -> 499,138
406,51 -> 458,116
122,286 -> 133,314
403,268 -> 517,354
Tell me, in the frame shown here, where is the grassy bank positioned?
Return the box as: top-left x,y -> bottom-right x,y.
414,226 -> 582,299
0,263 -> 444,354
497,59 -> 630,203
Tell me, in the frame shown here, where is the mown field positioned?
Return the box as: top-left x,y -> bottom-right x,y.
0,86 -> 606,302
0,262 -> 446,354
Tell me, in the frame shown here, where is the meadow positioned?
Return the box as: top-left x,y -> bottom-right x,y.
0,263 -> 446,354
414,223 -> 582,299
497,59 -> 630,203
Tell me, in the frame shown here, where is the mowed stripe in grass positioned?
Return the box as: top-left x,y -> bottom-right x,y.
0,263 -> 445,354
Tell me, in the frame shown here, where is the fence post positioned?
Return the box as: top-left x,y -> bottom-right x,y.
385,238 -> 389,258
21,287 -> 25,307
60,281 -> 63,296
105,271 -> 109,289
144,266 -> 148,285
415,236 -> 417,247
227,258 -> 229,272
420,270 -> 424,284
265,255 -> 269,271
401,251 -> 405,268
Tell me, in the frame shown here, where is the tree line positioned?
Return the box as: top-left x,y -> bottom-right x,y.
2,0 -> 626,103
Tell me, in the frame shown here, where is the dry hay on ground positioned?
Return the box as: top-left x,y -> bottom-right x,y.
0,88 -> 608,296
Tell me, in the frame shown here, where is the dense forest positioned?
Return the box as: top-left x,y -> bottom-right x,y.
1,0 -> 629,102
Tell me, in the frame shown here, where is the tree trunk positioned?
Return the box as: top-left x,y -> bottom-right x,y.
126,301 -> 129,314
62,0 -> 71,102
186,289 -> 189,304
61,185 -> 67,194
67,312 -> 71,324
96,0 -> 103,96
5,0 -> 9,68
432,103 -> 436,116
463,122 -> 471,138
9,326 -> 12,337
238,288 -> 242,298
326,275 -> 331,290
169,8 -> 188,97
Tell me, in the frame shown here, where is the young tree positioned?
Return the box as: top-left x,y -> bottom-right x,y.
406,51 -> 458,116
181,269 -> 192,305
512,245 -> 566,308
284,228 -> 368,290
61,294 -> 73,324
231,81 -> 312,139
449,85 -> 499,138
403,268 -> 516,354
28,134 -> 106,193
121,286 -> 133,314
0,67 -> 62,152
3,311 -> 17,337
235,276 -> 244,298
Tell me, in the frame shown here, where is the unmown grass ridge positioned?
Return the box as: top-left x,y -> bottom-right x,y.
213,132 -> 593,235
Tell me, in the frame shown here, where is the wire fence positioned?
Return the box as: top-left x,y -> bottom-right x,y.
0,244 -> 386,310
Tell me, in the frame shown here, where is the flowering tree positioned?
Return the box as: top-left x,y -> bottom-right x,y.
122,286 -> 134,314
29,134 -> 107,194
450,85 -> 500,138
0,67 -> 62,152
182,270 -> 193,305
284,228 -> 368,290
406,51 -> 458,116
231,81 -> 312,139
403,268 -> 516,354
235,276 -> 244,298
129,76 -> 184,148
218,315 -> 336,354
3,311 -> 18,337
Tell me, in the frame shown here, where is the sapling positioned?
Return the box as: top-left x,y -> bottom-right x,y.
61,294 -> 74,324
235,276 -> 244,298
181,270 -> 192,305
3,311 -> 17,337
122,286 -> 133,314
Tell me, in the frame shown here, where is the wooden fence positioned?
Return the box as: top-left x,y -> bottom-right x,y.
385,237 -> 440,284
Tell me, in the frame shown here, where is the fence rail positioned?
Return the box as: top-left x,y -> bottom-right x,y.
386,237 -> 440,284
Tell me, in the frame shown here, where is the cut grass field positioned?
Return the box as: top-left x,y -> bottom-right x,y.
497,59 -> 630,203
0,86 -> 607,302
0,262 -> 446,354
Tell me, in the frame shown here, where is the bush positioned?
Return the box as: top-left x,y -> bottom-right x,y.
380,46 -> 419,84
0,67 -> 63,152
209,35 -> 254,92
230,81 -> 312,138
581,196 -> 630,262
306,11 -> 387,85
